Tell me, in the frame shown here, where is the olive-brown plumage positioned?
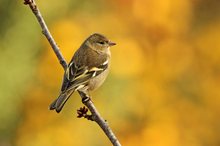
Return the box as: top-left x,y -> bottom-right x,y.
49,33 -> 116,113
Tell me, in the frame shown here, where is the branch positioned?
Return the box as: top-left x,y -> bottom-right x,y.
24,0 -> 67,70
78,91 -> 121,146
24,1 -> 121,146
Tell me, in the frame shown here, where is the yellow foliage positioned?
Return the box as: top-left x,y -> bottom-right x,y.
14,0 -> 220,146
133,0 -> 192,35
155,39 -> 194,79
111,38 -> 145,77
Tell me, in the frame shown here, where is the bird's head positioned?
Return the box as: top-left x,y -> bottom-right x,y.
85,33 -> 116,53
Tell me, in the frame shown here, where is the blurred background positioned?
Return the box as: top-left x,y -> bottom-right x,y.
0,0 -> 220,146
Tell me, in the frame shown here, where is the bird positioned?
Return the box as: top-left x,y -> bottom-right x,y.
49,33 -> 116,113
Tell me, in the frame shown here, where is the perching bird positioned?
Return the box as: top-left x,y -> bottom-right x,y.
49,33 -> 116,113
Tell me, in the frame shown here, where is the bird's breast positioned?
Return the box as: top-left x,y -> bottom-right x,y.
87,66 -> 110,91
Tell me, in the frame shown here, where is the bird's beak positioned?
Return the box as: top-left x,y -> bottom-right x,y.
108,41 -> 116,46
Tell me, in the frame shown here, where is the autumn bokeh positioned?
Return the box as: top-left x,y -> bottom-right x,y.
0,0 -> 220,146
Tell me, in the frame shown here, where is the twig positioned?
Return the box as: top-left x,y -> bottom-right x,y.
78,91 -> 121,146
24,0 -> 67,70
24,1 -> 121,146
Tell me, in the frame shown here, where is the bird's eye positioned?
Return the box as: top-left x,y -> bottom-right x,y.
98,41 -> 105,45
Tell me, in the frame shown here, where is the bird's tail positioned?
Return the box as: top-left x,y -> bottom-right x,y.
49,90 -> 74,113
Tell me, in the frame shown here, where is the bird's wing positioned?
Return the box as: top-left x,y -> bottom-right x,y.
60,61 -> 78,92
61,60 -> 109,92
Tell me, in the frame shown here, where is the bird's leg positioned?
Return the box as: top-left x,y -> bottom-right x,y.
77,91 -> 95,121
78,90 -> 91,104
